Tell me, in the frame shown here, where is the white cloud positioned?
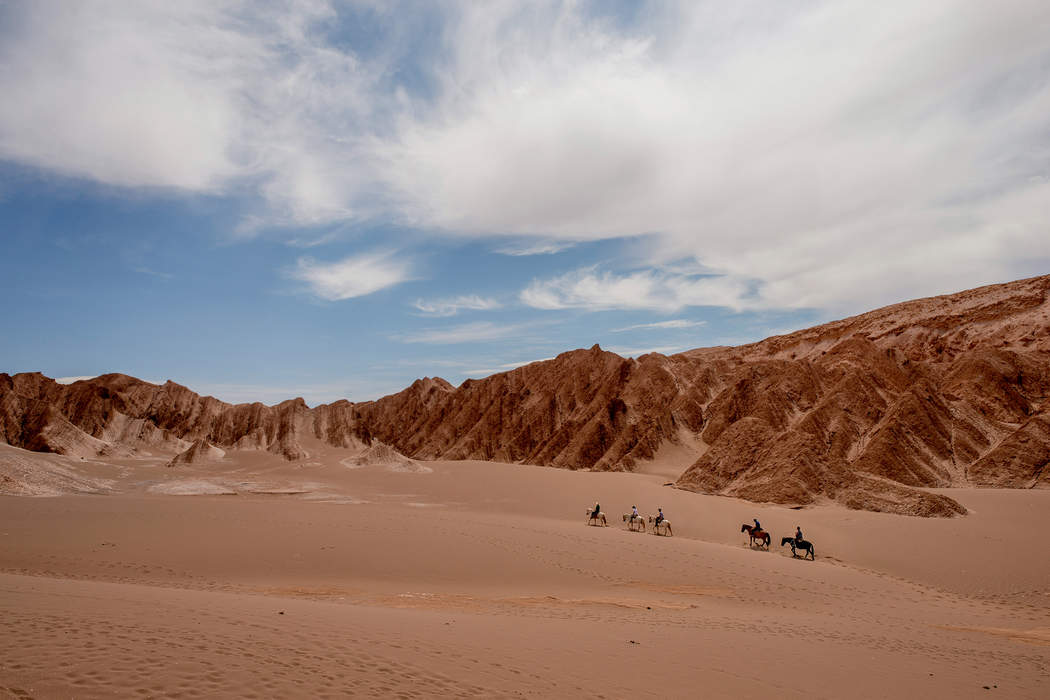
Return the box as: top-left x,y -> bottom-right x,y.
133,267 -> 173,280
2,2 -> 1049,311
521,267 -> 751,312
493,240 -> 576,256
611,319 -> 706,332
55,376 -> 98,385
185,380 -> 398,406
290,252 -> 410,301
285,232 -> 340,249
0,1 -> 383,225
412,295 -> 501,316
54,375 -> 166,386
381,2 -> 1050,312
463,357 -> 556,376
605,345 -> 687,358
397,321 -> 531,345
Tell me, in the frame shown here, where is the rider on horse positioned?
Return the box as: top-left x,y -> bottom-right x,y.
592,502 -> 601,519
795,526 -> 803,543
631,505 -> 639,522
655,508 -> 665,525
753,518 -> 762,533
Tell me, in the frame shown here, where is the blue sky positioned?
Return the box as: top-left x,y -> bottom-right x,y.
1,2 -> 1048,405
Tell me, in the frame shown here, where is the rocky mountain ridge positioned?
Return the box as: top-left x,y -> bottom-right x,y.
3,274 -> 1049,516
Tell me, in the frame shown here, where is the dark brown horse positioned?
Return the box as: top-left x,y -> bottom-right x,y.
741,524 -> 770,548
781,536 -> 815,560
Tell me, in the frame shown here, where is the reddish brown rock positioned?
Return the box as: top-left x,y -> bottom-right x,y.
2,274 -> 1049,516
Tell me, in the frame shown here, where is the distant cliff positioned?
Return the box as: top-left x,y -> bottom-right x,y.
4,274 -> 1049,516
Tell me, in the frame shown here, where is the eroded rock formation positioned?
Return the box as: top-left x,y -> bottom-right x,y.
3,274 -> 1049,516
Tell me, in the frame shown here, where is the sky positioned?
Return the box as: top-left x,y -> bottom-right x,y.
1,1 -> 1048,405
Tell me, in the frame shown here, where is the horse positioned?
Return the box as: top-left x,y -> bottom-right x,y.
648,515 -> 673,536
586,509 -> 608,527
623,513 -> 645,532
781,536 -> 815,560
741,524 -> 771,548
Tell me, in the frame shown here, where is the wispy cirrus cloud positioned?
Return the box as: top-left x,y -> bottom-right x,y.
54,376 -> 98,385
463,357 -> 556,376
184,379 -> 400,406
492,240 -> 576,256
611,319 -> 706,333
396,321 -> 533,345
412,295 -> 501,316
133,266 -> 173,280
605,345 -> 687,358
290,251 -> 411,301
521,267 -> 751,312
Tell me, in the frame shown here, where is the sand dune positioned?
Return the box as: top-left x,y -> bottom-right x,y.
0,443 -> 114,496
2,275 -> 1050,695
1,444 -> 1048,698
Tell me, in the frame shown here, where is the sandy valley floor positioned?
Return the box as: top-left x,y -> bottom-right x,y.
1,443 -> 1048,698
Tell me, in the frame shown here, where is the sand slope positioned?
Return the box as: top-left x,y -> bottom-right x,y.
0,446 -> 1048,698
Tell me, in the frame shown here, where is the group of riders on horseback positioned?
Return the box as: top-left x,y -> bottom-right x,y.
624,504 -> 665,527
588,502 -> 671,535
586,505 -> 814,558
743,518 -> 815,559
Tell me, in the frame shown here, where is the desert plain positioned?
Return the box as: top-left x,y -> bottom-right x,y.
1,437 -> 1048,699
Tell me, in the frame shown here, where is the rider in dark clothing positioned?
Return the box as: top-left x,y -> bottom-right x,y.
592,503 -> 601,519
753,518 -> 762,532
795,526 -> 803,542
655,508 -> 665,525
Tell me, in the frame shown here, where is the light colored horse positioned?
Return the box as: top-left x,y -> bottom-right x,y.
648,515 -> 673,536
622,513 -> 645,532
586,509 -> 608,527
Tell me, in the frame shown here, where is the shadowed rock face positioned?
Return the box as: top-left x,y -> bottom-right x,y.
2,275 -> 1049,516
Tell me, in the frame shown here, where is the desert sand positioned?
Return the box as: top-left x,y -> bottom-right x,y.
1,440 -> 1048,698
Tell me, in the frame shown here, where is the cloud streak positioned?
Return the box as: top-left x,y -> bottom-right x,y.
521,267 -> 751,312
54,376 -> 98,385
605,345 -> 688,358
463,357 -> 556,377
611,319 -> 706,332
492,240 -> 576,256
412,295 -> 501,316
290,252 -> 411,301
397,321 -> 534,345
